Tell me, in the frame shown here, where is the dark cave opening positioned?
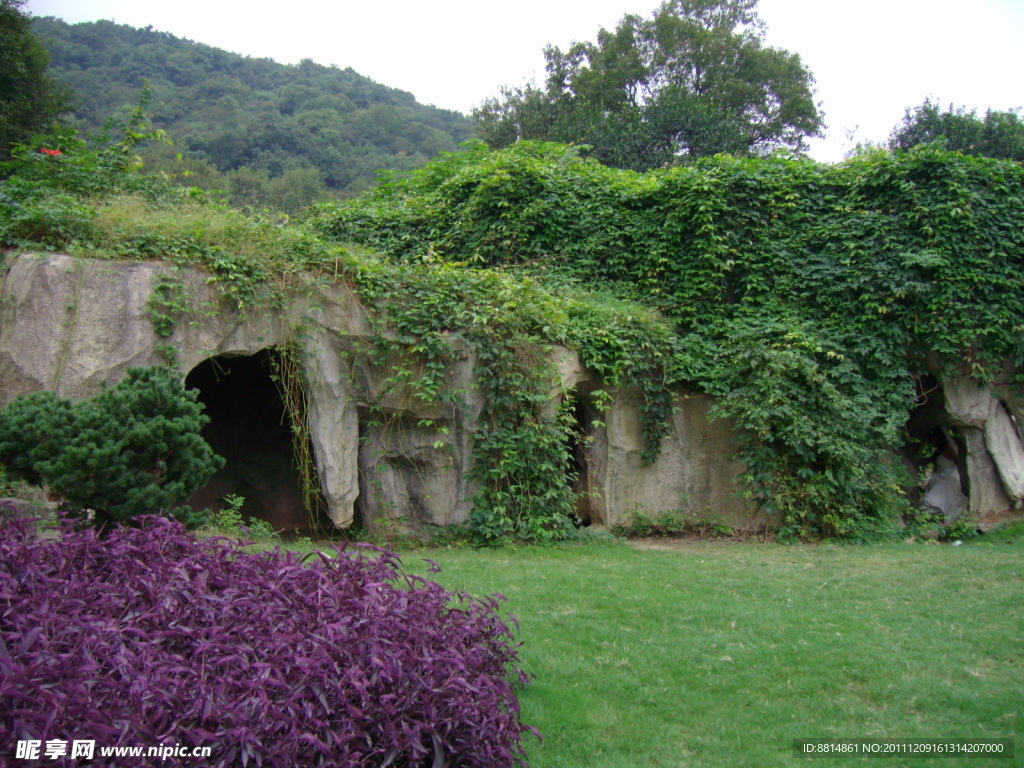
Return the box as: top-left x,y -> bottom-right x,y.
904,375 -> 969,513
566,389 -> 599,527
185,350 -> 325,537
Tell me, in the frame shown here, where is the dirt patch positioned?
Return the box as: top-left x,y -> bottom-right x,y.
978,508 -> 1024,533
626,529 -> 777,551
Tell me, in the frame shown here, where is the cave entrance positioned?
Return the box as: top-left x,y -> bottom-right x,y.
185,349 -> 326,537
565,388 -> 601,526
904,375 -> 968,520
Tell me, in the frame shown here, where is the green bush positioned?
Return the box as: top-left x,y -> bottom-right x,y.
0,365 -> 223,528
201,493 -> 279,541
0,176 -> 98,247
0,86 -> 175,249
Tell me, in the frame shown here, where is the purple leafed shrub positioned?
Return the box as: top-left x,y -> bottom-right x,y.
0,517 -> 537,767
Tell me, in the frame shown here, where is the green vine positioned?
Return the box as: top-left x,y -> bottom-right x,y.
342,257 -> 676,543
146,271 -> 187,337
268,343 -> 331,538
312,140 -> 1024,539
11,103 -> 1024,541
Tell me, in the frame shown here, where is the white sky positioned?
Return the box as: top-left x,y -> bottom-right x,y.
24,0 -> 1024,163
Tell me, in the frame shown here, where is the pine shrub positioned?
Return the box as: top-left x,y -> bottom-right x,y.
0,366 -> 222,528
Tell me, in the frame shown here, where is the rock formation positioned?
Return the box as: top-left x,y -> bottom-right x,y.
0,252 -> 757,534
943,376 -> 1024,519
5,252 -> 1023,535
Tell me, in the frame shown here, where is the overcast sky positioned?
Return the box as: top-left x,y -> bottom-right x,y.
24,0 -> 1024,163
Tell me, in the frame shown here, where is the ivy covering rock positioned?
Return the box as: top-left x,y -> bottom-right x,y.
310,140 -> 1024,539
4,104 -> 1024,541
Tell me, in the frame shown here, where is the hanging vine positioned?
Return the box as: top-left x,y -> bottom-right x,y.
268,343 -> 331,538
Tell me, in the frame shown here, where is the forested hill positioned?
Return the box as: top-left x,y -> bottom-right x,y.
30,16 -> 475,209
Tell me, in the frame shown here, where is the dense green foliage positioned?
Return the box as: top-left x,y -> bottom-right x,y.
350,258 -> 678,542
0,92 -> 348,287
0,83 -> 178,247
889,98 -> 1024,161
473,0 -> 822,170
0,0 -> 72,154
1,118 -> 667,543
312,140 -> 1024,538
6,81 -> 1024,540
29,15 -> 474,209
0,366 -> 223,528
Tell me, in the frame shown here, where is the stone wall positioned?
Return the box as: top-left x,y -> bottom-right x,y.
28,252 -> 1024,535
8,252 -> 1021,535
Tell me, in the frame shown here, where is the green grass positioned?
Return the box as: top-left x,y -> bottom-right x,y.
385,536 -> 1023,768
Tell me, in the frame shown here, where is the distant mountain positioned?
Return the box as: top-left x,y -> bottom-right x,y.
31,16 -> 476,209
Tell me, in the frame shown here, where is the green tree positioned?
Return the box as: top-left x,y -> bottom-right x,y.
0,0 -> 72,156
29,15 -> 474,205
0,366 -> 223,528
473,0 -> 823,170
889,98 -> 1024,161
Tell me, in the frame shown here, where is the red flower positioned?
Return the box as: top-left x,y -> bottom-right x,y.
40,147 -> 62,156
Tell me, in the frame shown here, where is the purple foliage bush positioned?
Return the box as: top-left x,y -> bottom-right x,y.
0,517 -> 536,767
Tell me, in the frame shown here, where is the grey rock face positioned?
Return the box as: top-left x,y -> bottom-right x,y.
943,376 -> 1024,517
0,253 -> 754,533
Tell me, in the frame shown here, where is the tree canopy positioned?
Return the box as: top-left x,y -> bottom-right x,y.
28,16 -> 474,210
473,0 -> 823,170
889,98 -> 1024,162
0,0 -> 72,155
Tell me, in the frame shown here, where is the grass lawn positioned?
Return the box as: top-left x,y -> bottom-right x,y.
386,531 -> 1024,768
